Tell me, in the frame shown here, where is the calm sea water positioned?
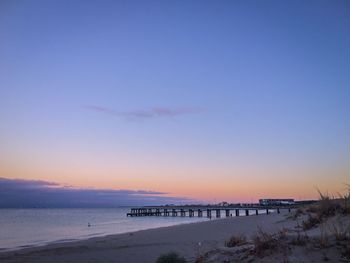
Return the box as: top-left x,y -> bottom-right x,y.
0,208 -> 209,251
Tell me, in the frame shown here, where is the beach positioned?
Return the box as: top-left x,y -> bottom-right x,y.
0,211 -> 296,263
1,208 -> 349,262
0,208 -> 208,251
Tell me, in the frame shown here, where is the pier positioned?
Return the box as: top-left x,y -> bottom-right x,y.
126,205 -> 295,218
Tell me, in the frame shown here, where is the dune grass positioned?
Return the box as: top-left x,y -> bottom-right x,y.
156,252 -> 187,263
251,227 -> 288,256
301,185 -> 350,230
329,219 -> 350,241
225,234 -> 247,247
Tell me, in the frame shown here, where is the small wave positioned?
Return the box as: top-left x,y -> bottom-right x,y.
18,244 -> 35,248
50,238 -> 78,244
88,220 -> 127,227
83,232 -> 105,237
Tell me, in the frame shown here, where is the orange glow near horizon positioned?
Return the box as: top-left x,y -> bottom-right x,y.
1,154 -> 348,203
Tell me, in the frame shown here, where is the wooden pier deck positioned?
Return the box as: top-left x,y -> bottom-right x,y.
126,205 -> 295,218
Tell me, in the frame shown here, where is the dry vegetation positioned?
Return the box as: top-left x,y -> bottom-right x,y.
251,227 -> 288,257
225,234 -> 247,247
195,186 -> 350,263
302,214 -> 321,230
156,252 -> 188,263
293,187 -> 350,232
330,220 -> 349,241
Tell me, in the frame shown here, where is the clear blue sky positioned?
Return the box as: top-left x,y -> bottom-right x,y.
1,0 -> 349,202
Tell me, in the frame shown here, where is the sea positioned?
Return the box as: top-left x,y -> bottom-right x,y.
0,208 -> 210,251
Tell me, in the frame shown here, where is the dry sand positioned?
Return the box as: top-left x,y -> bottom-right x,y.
0,211 -> 348,263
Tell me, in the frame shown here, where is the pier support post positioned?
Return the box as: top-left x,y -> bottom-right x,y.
245,210 -> 249,216
256,209 -> 258,215
225,209 -> 230,217
207,209 -> 212,218
198,209 -> 202,217
180,209 -> 185,217
235,209 -> 239,217
266,208 -> 269,215
216,209 -> 221,218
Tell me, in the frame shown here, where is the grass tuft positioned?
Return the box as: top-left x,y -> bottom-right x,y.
342,243 -> 350,260
156,252 -> 188,263
314,223 -> 329,249
329,220 -> 350,241
302,214 -> 321,230
315,188 -> 337,219
290,229 -> 309,246
338,184 -> 350,215
252,227 -> 287,256
225,234 -> 247,247
293,208 -> 304,219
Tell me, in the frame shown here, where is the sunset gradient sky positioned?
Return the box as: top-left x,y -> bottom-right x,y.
1,0 -> 349,203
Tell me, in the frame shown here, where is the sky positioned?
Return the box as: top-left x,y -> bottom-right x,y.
1,0 -> 350,205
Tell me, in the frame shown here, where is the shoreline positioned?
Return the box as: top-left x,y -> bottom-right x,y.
0,216 -> 210,253
0,211 -> 293,263
0,216 -> 221,252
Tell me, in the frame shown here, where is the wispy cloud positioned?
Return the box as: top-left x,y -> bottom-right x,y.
0,178 -> 190,208
84,105 -> 204,120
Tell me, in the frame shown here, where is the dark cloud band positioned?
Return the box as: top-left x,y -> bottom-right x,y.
0,178 -> 190,208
